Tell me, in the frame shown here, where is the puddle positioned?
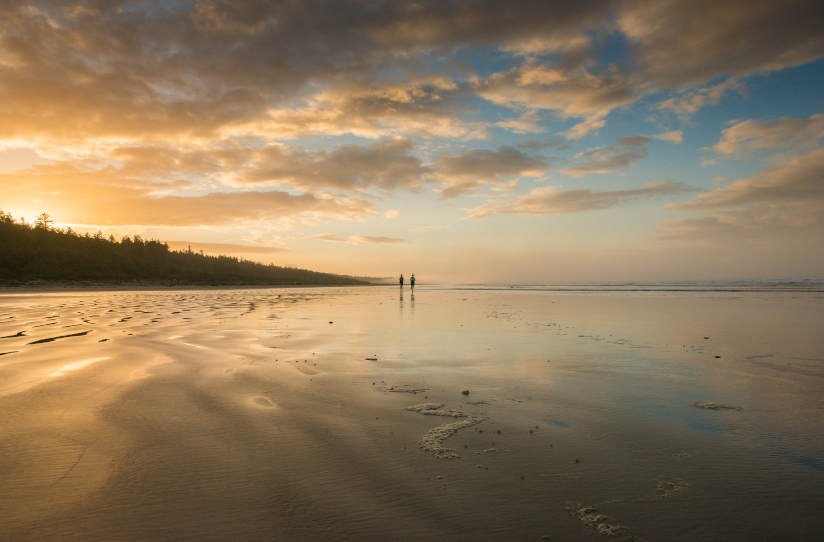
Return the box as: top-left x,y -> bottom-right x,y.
49,357 -> 110,376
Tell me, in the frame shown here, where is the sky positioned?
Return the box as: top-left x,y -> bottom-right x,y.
1,0 -> 823,283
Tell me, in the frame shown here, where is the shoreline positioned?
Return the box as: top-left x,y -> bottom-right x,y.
0,280 -> 381,293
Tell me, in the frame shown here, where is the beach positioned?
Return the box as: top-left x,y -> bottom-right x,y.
1,285 -> 823,541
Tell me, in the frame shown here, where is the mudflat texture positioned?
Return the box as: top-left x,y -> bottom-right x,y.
1,286 -> 823,541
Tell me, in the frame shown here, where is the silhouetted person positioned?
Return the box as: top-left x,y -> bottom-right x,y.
399,274 -> 404,288
410,274 -> 415,291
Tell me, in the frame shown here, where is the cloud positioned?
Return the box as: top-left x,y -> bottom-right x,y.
475,64 -> 636,139
165,241 -> 286,255
384,209 -> 400,218
671,148 -> 824,211
709,114 -> 824,156
51,137 -> 431,194
0,0 -> 823,237
465,180 -> 695,219
493,111 -> 545,134
93,190 -> 376,227
0,148 -> 48,173
312,234 -> 409,245
655,80 -> 742,120
0,1 -> 821,147
408,225 -> 447,232
0,164 -> 377,227
477,1 -> 824,135
0,2 -> 616,142
228,78 -> 489,140
662,147 -> 824,239
619,0 -> 824,88
241,138 -> 432,192
516,137 -> 568,151
558,136 -> 651,177
432,146 -> 547,198
655,130 -> 683,144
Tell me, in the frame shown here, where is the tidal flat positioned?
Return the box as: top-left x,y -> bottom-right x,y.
1,286 -> 822,541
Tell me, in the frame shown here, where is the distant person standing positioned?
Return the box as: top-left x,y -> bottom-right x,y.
410,274 -> 416,291
399,274 -> 404,288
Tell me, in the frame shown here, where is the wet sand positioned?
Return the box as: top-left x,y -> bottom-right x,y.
1,286 -> 823,541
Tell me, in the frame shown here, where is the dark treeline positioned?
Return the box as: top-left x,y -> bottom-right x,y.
0,211 -> 367,285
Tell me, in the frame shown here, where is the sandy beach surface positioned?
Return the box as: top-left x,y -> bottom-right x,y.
1,286 -> 823,541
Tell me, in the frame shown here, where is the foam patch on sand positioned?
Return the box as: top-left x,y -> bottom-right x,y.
405,403 -> 467,418
406,403 -> 445,411
566,503 -> 629,539
418,416 -> 488,459
655,479 -> 689,498
691,402 -> 742,411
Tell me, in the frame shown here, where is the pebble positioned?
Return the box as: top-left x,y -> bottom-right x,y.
462,390 -> 470,395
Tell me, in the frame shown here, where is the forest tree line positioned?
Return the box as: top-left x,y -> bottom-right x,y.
0,211 -> 367,285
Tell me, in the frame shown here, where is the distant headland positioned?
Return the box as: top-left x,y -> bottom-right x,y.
0,211 -> 372,287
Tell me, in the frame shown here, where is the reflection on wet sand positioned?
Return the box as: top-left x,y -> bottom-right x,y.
0,286 -> 822,541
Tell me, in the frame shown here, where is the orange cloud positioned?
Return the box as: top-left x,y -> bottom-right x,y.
165,241 -> 286,255
0,165 -> 377,227
312,234 -> 409,245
